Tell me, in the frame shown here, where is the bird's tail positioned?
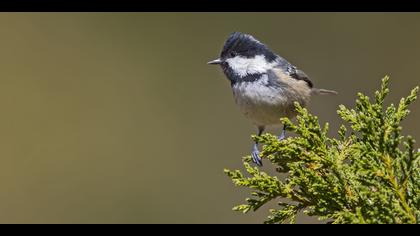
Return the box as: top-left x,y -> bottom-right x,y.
311,88 -> 338,95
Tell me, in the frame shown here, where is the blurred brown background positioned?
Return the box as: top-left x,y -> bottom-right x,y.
0,13 -> 418,223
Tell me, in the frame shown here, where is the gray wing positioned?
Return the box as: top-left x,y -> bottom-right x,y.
274,57 -> 314,88
287,67 -> 313,88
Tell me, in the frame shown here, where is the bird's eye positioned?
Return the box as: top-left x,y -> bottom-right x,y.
230,51 -> 237,57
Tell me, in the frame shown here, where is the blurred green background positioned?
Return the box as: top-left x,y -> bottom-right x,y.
0,13 -> 418,223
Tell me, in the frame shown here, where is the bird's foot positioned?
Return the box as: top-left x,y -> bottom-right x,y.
251,144 -> 263,166
278,129 -> 286,141
278,133 -> 285,141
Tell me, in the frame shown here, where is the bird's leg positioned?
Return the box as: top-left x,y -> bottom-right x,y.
251,126 -> 265,166
278,124 -> 287,141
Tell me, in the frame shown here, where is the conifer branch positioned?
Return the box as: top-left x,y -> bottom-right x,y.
225,76 -> 419,224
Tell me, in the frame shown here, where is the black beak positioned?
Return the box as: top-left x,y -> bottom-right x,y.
207,58 -> 222,65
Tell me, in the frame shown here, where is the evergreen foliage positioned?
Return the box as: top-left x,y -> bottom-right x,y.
225,77 -> 419,224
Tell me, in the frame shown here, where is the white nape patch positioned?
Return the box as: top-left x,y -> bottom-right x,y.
225,55 -> 276,77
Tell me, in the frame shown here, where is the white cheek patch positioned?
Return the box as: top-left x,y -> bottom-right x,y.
226,55 -> 276,77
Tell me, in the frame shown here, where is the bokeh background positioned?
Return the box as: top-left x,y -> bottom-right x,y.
0,13 -> 418,224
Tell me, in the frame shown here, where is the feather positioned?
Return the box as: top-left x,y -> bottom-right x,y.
288,68 -> 314,88
311,88 -> 338,95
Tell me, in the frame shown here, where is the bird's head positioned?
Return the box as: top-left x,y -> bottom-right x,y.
208,32 -> 279,82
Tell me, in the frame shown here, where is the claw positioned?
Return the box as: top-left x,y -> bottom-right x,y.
278,125 -> 287,141
278,133 -> 285,141
251,143 -> 263,166
250,126 -> 264,166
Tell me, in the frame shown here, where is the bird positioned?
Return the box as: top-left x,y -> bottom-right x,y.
208,32 -> 337,166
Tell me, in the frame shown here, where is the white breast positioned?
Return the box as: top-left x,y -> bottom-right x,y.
232,74 -> 294,127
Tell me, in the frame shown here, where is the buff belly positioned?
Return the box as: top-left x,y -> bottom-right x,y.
232,79 -> 310,127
